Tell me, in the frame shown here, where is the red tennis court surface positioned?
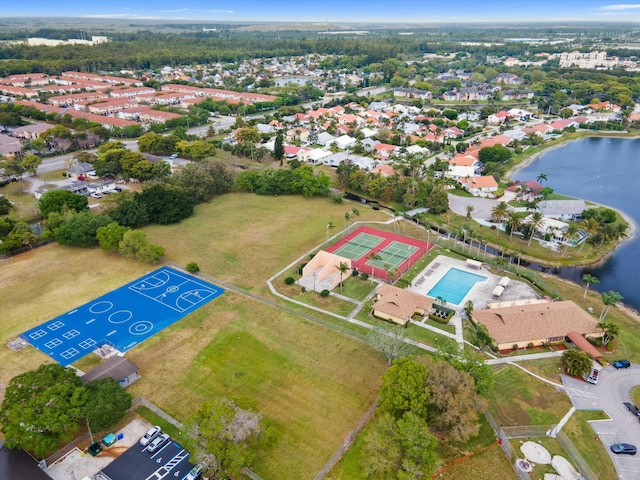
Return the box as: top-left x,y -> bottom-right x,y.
326,226 -> 431,281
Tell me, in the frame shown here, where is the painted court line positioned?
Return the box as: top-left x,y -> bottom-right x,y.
21,267 -> 224,366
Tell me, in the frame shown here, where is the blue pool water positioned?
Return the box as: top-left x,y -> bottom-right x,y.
427,268 -> 486,305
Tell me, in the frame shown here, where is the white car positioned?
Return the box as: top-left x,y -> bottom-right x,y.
139,426 -> 161,447
147,433 -> 170,453
90,193 -> 102,199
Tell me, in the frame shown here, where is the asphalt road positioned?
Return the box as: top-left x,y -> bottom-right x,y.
35,140 -> 139,175
563,365 -> 640,480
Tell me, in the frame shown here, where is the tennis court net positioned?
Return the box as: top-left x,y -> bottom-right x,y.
344,239 -> 381,250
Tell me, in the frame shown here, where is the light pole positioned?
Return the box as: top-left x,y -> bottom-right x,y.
312,272 -> 317,292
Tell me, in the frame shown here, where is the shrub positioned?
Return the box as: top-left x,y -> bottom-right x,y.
301,286 -> 306,293
186,262 -> 200,274
297,262 -> 307,275
352,269 -> 359,277
512,344 -> 519,351
284,276 -> 295,285
360,272 -> 369,280
320,289 -> 330,297
527,343 -> 534,349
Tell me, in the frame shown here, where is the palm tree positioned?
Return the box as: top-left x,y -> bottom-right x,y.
563,223 -> 580,254
536,173 -> 548,184
465,204 -> 475,221
582,274 -> 600,300
527,211 -> 544,247
491,201 -> 509,236
599,291 -> 623,322
596,321 -> 620,347
335,261 -> 350,292
506,211 -> 524,242
326,221 -> 336,241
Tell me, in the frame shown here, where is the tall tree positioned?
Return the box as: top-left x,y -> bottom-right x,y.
83,378 -> 132,432
273,132 -> 284,164
379,357 -> 429,420
527,211 -> 545,247
38,190 -> 88,218
562,349 -> 593,377
181,399 -> 265,480
423,358 -> 486,442
582,274 -> 600,300
596,321 -> 620,347
0,364 -> 87,457
599,290 -> 623,322
368,324 -> 410,366
491,202 -> 509,237
506,211 -> 524,242
536,172 -> 548,184
364,412 -> 438,480
335,261 -> 350,292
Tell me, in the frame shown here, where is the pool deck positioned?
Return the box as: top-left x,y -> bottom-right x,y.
407,255 -> 540,314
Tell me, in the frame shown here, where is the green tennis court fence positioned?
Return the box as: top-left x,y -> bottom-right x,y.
344,239 -> 383,250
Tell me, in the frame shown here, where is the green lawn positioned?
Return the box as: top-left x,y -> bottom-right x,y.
488,365 -> 570,426
563,410 -> 617,480
142,192 -> 389,293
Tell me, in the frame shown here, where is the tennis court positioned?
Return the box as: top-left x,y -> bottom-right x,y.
367,241 -> 420,270
21,267 -> 224,366
331,232 -> 384,260
326,226 -> 430,282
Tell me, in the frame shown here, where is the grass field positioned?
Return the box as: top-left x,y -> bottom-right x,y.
142,192 -> 389,292
488,365 -> 570,426
563,410 -> 618,480
0,194 -> 390,478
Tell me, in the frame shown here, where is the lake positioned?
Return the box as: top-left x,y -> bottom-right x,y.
514,136 -> 640,312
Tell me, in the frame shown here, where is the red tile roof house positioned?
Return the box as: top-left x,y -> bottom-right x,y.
471,300 -> 602,351
447,153 -> 482,179
523,124 -> 554,137
502,180 -> 544,202
373,143 -> 399,159
549,118 -> 580,130
459,175 -> 499,197
487,111 -> 511,124
370,164 -> 397,177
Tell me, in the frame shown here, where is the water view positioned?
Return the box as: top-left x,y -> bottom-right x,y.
514,137 -> 640,311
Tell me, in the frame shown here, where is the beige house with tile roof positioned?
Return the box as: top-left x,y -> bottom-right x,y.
372,284 -> 434,326
471,300 -> 602,350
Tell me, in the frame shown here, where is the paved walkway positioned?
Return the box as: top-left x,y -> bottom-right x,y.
485,350 -> 565,365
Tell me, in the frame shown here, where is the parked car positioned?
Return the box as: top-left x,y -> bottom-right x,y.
139,426 -> 162,447
623,402 -> 640,416
613,359 -> 631,369
147,433 -> 170,453
185,463 -> 206,480
611,443 -> 637,455
90,193 -> 102,199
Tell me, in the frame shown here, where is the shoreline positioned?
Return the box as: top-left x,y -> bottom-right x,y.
507,133 -> 639,243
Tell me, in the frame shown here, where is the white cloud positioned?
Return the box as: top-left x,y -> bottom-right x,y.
83,14 -> 163,19
159,8 -> 234,14
600,3 -> 640,10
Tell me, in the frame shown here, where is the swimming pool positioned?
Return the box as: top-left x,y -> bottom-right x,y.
427,268 -> 486,305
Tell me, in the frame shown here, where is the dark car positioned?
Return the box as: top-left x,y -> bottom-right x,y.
611,443 -> 637,455
623,402 -> 640,416
613,359 -> 631,369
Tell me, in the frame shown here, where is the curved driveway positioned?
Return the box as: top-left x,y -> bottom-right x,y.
562,365 -> 640,479
448,193 -> 499,221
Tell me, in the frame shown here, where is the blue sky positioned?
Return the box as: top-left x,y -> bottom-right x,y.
2,1 -> 640,22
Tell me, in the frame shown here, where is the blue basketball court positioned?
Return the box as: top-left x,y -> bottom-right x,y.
21,267 -> 224,366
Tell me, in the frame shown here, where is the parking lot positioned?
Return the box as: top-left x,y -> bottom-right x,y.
563,365 -> 640,479
100,435 -> 194,480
